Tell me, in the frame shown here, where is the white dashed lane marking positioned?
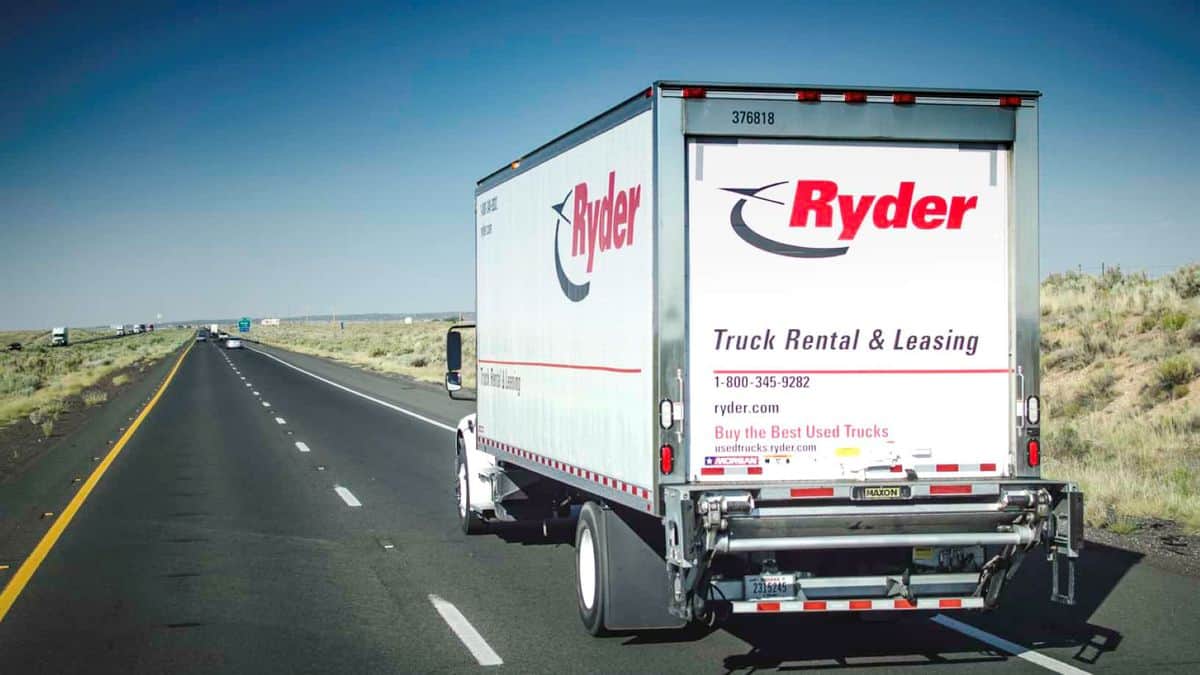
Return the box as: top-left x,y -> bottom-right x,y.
428,595 -> 503,666
275,417 -> 286,425
333,486 -> 362,507
295,442 -> 310,453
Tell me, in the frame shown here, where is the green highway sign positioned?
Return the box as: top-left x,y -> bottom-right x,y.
238,317 -> 251,333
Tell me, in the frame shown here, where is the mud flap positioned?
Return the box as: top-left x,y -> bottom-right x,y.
602,505 -> 688,631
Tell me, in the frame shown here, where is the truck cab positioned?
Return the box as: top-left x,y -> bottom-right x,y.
51,327 -> 68,346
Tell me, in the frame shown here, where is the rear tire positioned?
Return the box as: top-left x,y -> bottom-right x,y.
576,502 -> 610,636
456,439 -> 486,535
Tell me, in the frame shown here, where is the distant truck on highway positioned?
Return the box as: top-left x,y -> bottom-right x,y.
445,82 -> 1083,634
112,324 -> 125,336
51,327 -> 68,346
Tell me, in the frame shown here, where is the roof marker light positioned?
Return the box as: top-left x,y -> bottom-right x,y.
893,93 -> 916,105
844,91 -> 867,103
510,160 -> 520,170
796,90 -> 820,102
681,87 -> 707,99
999,96 -> 1022,107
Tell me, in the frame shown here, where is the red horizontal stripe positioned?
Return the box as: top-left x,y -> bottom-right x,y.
747,467 -> 763,475
894,599 -> 916,609
791,487 -> 834,498
849,600 -> 873,610
712,369 -> 1009,375
802,600 -> 826,611
701,467 -> 725,476
756,602 -> 780,612
939,598 -> 963,608
478,358 -> 641,374
930,484 -> 973,495
935,463 -> 959,472
980,463 -> 997,472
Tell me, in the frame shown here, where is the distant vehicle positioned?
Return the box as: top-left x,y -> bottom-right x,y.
112,324 -> 125,336
51,327 -> 68,346
225,338 -> 243,349
147,324 -> 155,332
132,324 -> 145,334
6,342 -> 21,352
123,324 -> 133,335
217,331 -> 229,342
196,331 -> 208,342
210,323 -> 220,335
446,81 -> 1083,634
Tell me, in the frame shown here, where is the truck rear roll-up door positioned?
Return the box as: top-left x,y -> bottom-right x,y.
687,139 -> 1012,483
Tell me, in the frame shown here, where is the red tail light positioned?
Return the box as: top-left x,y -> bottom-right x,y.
796,90 -> 820,102
1027,439 -> 1040,467
659,444 -> 674,474
681,87 -> 707,99
844,91 -> 867,103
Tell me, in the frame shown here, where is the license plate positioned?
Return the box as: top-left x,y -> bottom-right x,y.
744,574 -> 795,600
856,485 -> 909,500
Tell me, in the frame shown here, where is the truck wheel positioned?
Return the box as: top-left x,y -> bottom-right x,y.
456,440 -> 486,535
576,502 -> 610,636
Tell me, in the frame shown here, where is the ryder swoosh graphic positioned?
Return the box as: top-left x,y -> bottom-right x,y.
721,182 -> 849,258
552,190 -> 590,302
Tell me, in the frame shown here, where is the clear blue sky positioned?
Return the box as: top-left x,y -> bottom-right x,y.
1,0 -> 1197,329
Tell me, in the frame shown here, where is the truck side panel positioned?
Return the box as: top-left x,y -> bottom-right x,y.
475,111 -> 655,500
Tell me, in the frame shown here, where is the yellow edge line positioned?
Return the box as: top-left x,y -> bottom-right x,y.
0,339 -> 195,622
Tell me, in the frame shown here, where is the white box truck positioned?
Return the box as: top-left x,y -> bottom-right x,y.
445,82 -> 1082,634
51,327 -> 68,346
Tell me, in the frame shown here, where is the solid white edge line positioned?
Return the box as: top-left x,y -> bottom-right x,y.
333,485 -> 362,507
275,417 -> 286,425
931,614 -> 1090,675
428,594 -> 503,666
295,442 -> 310,453
247,346 -> 456,432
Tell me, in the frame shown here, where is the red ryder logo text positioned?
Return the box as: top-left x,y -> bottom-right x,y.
571,171 -> 642,273
789,180 -> 978,241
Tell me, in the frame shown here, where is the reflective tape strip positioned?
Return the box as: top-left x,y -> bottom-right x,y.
915,463 -> 1000,474
731,596 -> 985,614
478,436 -> 653,506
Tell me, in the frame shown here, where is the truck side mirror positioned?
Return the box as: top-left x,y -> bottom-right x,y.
444,324 -> 474,399
447,330 -> 463,372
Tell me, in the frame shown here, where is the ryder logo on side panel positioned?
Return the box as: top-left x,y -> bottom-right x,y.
720,180 -> 979,258
552,171 -> 642,301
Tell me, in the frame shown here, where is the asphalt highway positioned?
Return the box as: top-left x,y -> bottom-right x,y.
1,340 -> 1197,673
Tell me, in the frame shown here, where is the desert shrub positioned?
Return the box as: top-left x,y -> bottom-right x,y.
1167,264 -> 1200,299
1044,346 -> 1091,371
1073,368 -> 1117,413
1156,356 -> 1197,390
111,374 -> 129,386
1046,425 -> 1092,461
1080,328 -> 1113,359
409,356 -> 429,368
1185,323 -> 1200,345
1139,313 -> 1160,333
369,348 -> 387,358
1161,310 -> 1189,332
82,390 -> 107,406
41,420 -> 54,437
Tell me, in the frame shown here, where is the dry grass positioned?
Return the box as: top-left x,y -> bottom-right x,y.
251,320 -> 476,388
0,329 -> 190,431
1041,264 -> 1200,532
